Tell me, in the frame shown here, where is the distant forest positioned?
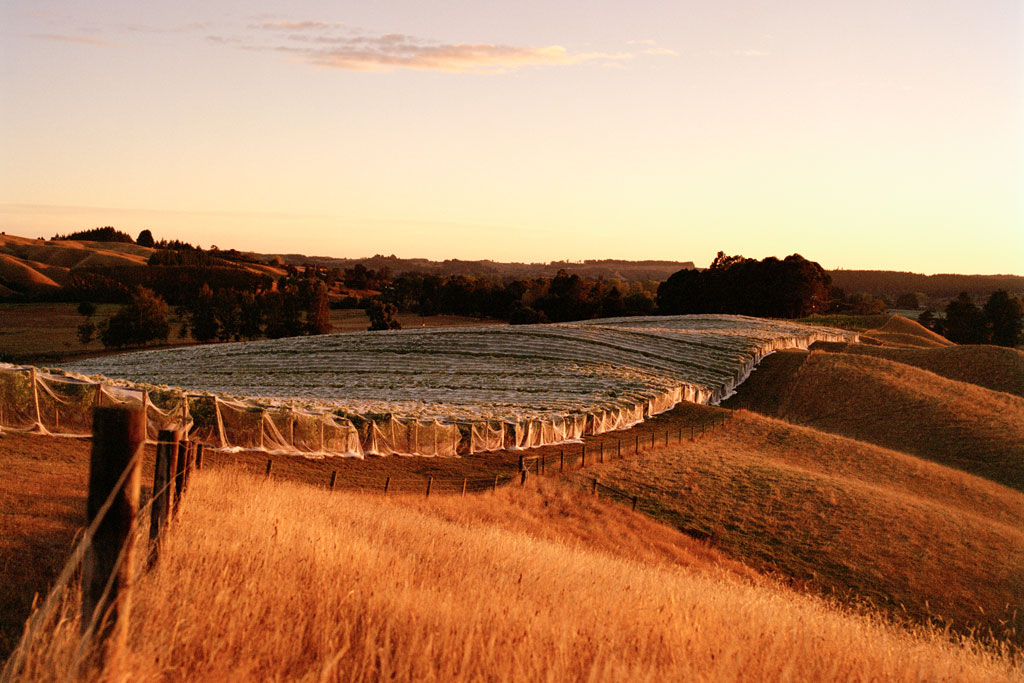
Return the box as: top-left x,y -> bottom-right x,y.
828,270 -> 1024,300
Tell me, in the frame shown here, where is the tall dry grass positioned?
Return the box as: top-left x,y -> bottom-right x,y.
7,468 -> 1021,681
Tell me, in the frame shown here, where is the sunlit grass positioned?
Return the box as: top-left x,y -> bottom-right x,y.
11,468 -> 1021,681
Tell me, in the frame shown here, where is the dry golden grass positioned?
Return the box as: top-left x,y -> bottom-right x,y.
816,343 -> 1024,398
591,405 -> 1024,647
8,467 -> 1021,682
776,351 -> 1024,489
862,315 -> 954,349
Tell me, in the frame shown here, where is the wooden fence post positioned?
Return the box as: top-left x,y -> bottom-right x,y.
384,476 -> 391,494
149,429 -> 178,553
690,426 -> 694,441
329,471 -> 337,490
632,496 -> 638,511
635,434 -> 639,453
173,438 -> 187,508
30,367 -> 42,430
600,442 -> 604,463
581,444 -> 586,468
426,477 -> 433,498
651,432 -> 655,449
82,406 -> 144,665
492,475 -> 498,492
183,442 -> 195,494
591,478 -> 598,495
195,444 -> 204,470
665,431 -> 668,446
560,450 -> 564,472
462,478 -> 467,497
264,459 -> 273,477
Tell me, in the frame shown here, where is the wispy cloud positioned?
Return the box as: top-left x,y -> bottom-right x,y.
207,22 -> 665,74
734,49 -> 770,57
643,47 -> 679,57
30,33 -> 119,47
251,20 -> 340,31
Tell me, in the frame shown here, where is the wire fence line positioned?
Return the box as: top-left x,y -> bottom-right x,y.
1,404 -> 733,680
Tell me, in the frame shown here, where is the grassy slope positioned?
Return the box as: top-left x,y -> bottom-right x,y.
591,405 -> 1024,646
9,468 -> 1020,681
775,352 -> 1024,490
815,343 -> 1024,398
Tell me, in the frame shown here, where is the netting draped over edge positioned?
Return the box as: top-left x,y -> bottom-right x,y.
0,364 -> 364,459
0,323 -> 853,458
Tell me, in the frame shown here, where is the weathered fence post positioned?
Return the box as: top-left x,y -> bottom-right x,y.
384,476 -> 391,494
426,477 -> 433,498
651,432 -> 655,449
581,444 -> 586,468
329,471 -> 337,490
492,475 -> 498,492
82,405 -> 144,666
183,441 -> 195,494
690,426 -> 695,441
149,429 -> 178,555
665,431 -> 669,446
635,434 -> 639,453
591,478 -> 598,495
560,450 -> 564,472
264,458 -> 273,477
632,496 -> 638,512
462,478 -> 467,497
195,443 -> 204,470
173,438 -> 187,508
600,442 -> 604,463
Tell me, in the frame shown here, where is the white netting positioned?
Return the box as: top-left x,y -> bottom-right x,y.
7,315 -> 858,457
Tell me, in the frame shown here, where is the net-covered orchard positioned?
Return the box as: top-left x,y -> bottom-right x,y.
4,315 -> 854,457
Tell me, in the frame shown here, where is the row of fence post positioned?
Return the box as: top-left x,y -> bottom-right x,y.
81,406 -> 199,671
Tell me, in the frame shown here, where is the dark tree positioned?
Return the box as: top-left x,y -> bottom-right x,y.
983,290 -> 1024,347
77,320 -> 96,345
100,286 -> 170,348
306,280 -> 333,335
943,292 -> 988,344
367,300 -> 401,331
189,284 -> 220,342
77,301 -> 97,317
136,229 -> 155,248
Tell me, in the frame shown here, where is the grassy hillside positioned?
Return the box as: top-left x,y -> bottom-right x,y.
771,352 -> 1024,490
589,405 -> 1024,647
8,468 -> 1019,681
814,343 -> 1024,397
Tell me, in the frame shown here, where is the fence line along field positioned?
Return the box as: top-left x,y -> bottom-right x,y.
3,315 -> 855,458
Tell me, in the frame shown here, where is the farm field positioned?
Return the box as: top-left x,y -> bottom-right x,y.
48,315 -> 853,458
4,313 -> 1023,679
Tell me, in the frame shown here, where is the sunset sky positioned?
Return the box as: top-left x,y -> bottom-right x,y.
1,1 -> 1021,274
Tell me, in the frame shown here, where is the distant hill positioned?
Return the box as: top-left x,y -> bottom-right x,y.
828,269 -> 1024,299
265,253 -> 696,282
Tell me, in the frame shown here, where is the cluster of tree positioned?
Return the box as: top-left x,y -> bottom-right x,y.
65,265 -> 273,306
78,276 -> 333,349
920,291 -> 1024,347
379,271 -> 658,324
77,287 -> 170,348
657,253 -> 832,318
51,226 -> 136,243
182,277 -> 331,342
829,270 -> 1024,300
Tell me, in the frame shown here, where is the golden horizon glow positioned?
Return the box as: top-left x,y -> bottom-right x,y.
1,1 -> 1021,275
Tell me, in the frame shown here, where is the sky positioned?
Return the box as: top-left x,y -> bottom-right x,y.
1,1 -> 1021,274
